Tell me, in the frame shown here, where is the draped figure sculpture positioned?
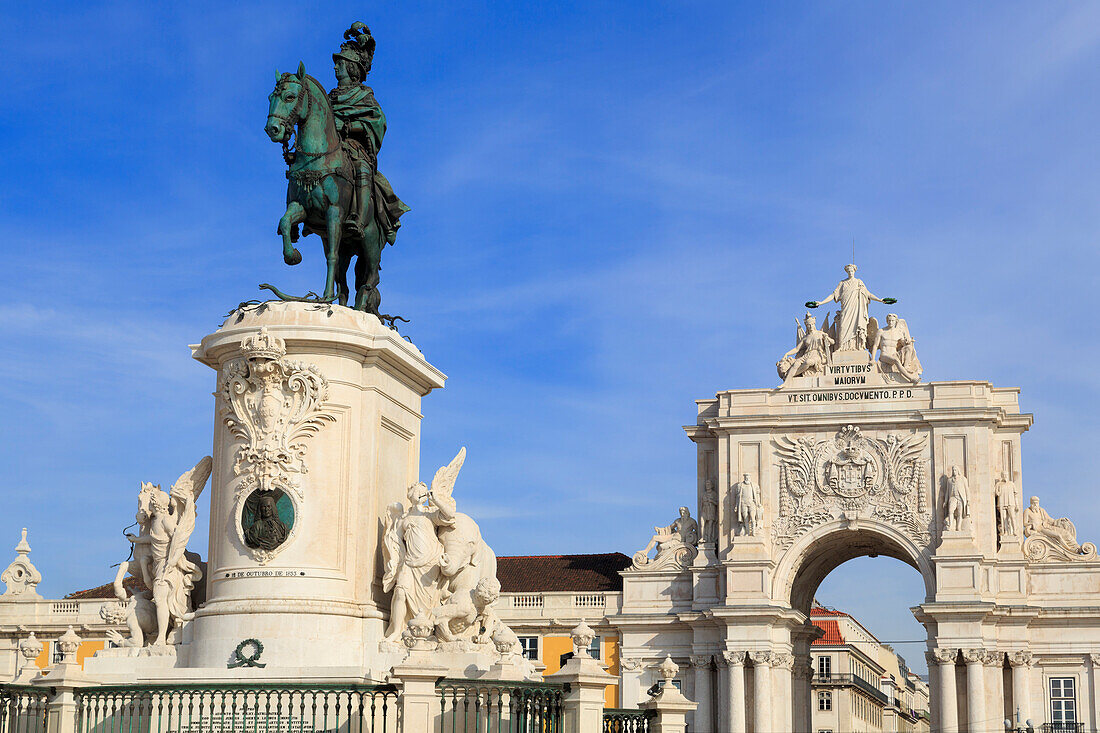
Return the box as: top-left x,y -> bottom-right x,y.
806,264 -> 894,351
381,448 -> 517,651
1022,497 -> 1097,560
943,465 -> 970,532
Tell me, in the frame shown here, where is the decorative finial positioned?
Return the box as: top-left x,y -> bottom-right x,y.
56,626 -> 81,666
14,528 -> 30,555
657,654 -> 679,682
570,620 -> 596,658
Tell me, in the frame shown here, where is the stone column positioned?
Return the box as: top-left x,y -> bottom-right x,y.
690,655 -> 714,732
772,653 -> 794,733
1009,650 -> 1033,726
750,651 -> 772,733
1090,654 -> 1100,733
932,648 -> 959,733
963,648 -> 986,733
722,652 -> 747,733
985,651 -> 1005,726
792,658 -> 813,733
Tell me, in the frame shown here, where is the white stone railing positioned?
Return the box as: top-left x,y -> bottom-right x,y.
573,594 -> 605,609
511,593 -> 544,609
50,601 -> 79,614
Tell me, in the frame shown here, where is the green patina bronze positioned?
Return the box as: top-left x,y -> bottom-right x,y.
264,22 -> 409,314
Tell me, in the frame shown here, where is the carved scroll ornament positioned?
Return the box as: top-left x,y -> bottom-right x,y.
221,327 -> 336,563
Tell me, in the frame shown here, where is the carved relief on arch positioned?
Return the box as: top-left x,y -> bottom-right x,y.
771,425 -> 932,550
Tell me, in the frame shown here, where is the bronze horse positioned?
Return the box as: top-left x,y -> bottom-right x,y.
264,64 -> 386,313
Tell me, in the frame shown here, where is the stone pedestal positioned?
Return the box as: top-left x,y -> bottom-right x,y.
546,654 -> 616,732
186,303 -> 445,670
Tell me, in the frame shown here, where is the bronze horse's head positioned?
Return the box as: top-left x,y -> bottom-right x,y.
265,62 -> 308,144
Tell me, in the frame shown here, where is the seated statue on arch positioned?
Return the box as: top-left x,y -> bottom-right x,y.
867,314 -> 922,383
1022,496 -> 1096,560
777,312 -> 834,383
632,507 -> 698,570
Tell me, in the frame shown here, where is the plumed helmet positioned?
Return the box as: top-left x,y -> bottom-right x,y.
333,21 -> 376,79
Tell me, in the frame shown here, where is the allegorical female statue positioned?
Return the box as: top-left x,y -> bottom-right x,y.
808,264 -> 893,351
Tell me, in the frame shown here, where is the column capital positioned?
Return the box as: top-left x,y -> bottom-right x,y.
721,650 -> 746,667
983,650 -> 1005,667
771,652 -> 794,670
962,648 -> 985,664
1090,654 -> 1100,668
931,647 -> 958,665
620,656 -> 643,672
689,654 -> 713,669
748,650 -> 772,667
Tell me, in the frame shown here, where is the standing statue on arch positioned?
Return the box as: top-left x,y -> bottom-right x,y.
263,22 -> 409,315
806,264 -> 896,352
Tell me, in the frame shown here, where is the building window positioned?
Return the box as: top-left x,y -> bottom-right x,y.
51,643 -> 64,664
518,636 -> 539,661
1050,677 -> 1077,727
818,655 -> 831,678
818,691 -> 832,711
588,636 -> 601,660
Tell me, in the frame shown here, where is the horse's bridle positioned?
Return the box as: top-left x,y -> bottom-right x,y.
272,75 -> 344,163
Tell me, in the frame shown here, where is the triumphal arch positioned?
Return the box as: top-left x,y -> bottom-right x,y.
616,263 -> 1100,732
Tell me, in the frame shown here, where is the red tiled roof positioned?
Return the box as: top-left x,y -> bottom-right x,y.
496,553 -> 631,593
812,619 -> 845,645
810,606 -> 851,618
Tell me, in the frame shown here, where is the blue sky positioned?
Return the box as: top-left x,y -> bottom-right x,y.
3,2 -> 1100,674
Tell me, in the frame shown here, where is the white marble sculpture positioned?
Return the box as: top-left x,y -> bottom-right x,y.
808,263 -> 889,352
1,529 -> 42,600
700,479 -> 719,544
632,507 -> 699,570
382,447 -> 516,652
733,473 -> 762,536
1022,496 -> 1098,561
777,313 -> 834,382
995,472 -> 1021,539
943,465 -> 970,532
868,313 -> 922,383
108,457 -> 212,649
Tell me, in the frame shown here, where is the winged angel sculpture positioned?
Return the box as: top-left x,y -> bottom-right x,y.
105,457 -> 212,649
381,448 -> 515,651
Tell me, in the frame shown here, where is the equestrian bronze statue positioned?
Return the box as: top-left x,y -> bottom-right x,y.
263,22 -> 409,315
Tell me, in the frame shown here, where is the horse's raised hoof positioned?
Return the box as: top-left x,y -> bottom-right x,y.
284,248 -> 302,266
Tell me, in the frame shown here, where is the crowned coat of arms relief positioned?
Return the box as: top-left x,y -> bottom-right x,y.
771,425 -> 931,549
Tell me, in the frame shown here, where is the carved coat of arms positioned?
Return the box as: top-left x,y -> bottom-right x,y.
772,425 -> 930,549
221,328 -> 337,563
